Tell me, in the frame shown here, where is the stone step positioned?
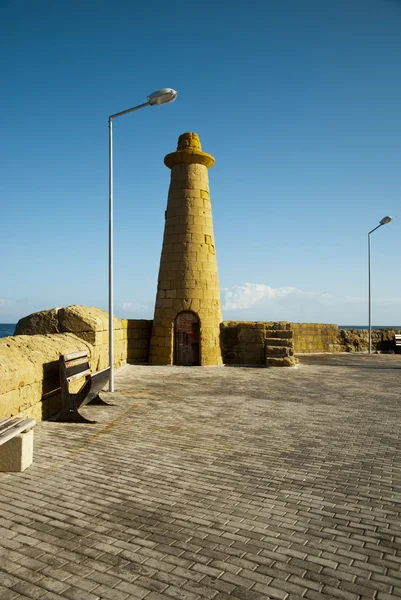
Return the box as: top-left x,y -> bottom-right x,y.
265,346 -> 294,358
265,338 -> 294,348
265,329 -> 293,340
266,356 -> 299,368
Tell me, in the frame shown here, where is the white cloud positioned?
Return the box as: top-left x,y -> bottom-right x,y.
222,283 -> 332,311
116,301 -> 153,318
221,283 -> 400,325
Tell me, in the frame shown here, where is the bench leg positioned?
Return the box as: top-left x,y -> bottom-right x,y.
0,429 -> 34,472
84,394 -> 112,406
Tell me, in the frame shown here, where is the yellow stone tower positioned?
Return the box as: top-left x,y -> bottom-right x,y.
149,132 -> 223,366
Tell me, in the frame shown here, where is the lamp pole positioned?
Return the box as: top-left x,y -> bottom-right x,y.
108,88 -> 178,391
368,215 -> 392,354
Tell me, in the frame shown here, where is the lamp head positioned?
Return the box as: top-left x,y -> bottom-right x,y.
380,216 -> 392,225
148,88 -> 178,106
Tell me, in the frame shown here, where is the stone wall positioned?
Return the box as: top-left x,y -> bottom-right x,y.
220,321 -> 340,365
292,323 -> 340,353
15,305 -> 127,371
221,321 -> 401,365
338,328 -> 401,353
220,321 -> 275,366
0,332 -> 92,421
127,320 -> 152,363
1,306 -> 152,421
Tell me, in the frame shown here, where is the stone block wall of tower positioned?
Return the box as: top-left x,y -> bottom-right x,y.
149,133 -> 223,365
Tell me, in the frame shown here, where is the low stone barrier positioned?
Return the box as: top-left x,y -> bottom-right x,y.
0,332 -> 90,421
1,305 -> 155,421
292,323 -> 340,353
338,328 -> 401,353
220,321 -> 401,365
1,306 -> 123,421
220,321 -> 340,364
127,320 -> 153,363
219,321 -> 275,366
14,305 -> 126,371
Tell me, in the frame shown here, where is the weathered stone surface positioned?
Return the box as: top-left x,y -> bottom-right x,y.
1,307 -> 155,421
1,306 -> 157,420
15,308 -> 60,335
266,356 -> 299,367
292,323 -> 340,353
266,345 -> 293,357
59,305 -> 119,341
0,333 -> 87,394
222,321 -> 340,365
267,329 -> 293,339
0,332 -> 90,419
265,337 -> 294,347
338,328 -> 401,353
269,321 -> 292,330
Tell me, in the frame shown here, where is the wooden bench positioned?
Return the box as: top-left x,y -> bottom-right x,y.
57,351 -> 111,423
395,334 -> 401,354
0,417 -> 36,472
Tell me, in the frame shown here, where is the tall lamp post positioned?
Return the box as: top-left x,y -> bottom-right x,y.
109,88 -> 178,391
368,215 -> 392,354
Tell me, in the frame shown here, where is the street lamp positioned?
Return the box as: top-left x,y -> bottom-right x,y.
368,215 -> 392,354
108,88 -> 177,391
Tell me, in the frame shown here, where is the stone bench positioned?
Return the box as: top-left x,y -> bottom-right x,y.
0,418 -> 36,472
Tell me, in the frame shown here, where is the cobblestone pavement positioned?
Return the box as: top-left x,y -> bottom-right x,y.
1,355 -> 401,600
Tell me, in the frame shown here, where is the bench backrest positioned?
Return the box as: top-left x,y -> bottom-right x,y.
395,334 -> 401,346
60,351 -> 91,384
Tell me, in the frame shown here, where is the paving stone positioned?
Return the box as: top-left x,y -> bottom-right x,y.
90,584 -> 129,600
0,585 -> 21,600
10,580 -> 47,599
114,581 -> 149,599
61,587 -> 100,600
0,358 -> 401,600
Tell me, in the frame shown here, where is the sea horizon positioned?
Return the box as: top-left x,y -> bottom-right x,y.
1,323 -> 401,340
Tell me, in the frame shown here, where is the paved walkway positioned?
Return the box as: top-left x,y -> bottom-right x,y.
1,355 -> 401,600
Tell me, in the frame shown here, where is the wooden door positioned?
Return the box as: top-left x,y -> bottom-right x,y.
174,312 -> 200,366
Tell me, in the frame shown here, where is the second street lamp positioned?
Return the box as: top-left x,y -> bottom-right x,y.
108,88 -> 178,392
368,215 -> 392,355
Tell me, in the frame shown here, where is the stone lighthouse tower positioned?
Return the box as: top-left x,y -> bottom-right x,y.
149,132 -> 223,366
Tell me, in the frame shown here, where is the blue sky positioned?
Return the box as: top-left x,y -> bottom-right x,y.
1,0 -> 400,325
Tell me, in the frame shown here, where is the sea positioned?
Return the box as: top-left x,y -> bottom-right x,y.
0,324 -> 16,338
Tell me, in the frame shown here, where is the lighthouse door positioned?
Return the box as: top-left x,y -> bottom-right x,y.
174,312 -> 200,366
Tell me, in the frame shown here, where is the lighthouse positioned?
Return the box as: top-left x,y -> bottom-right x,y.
149,132 -> 223,366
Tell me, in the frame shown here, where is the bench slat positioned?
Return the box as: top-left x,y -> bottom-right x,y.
0,417 -> 22,430
66,369 -> 91,384
0,418 -> 36,446
64,350 -> 89,362
64,362 -> 90,378
64,357 -> 90,369
0,418 -> 27,435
